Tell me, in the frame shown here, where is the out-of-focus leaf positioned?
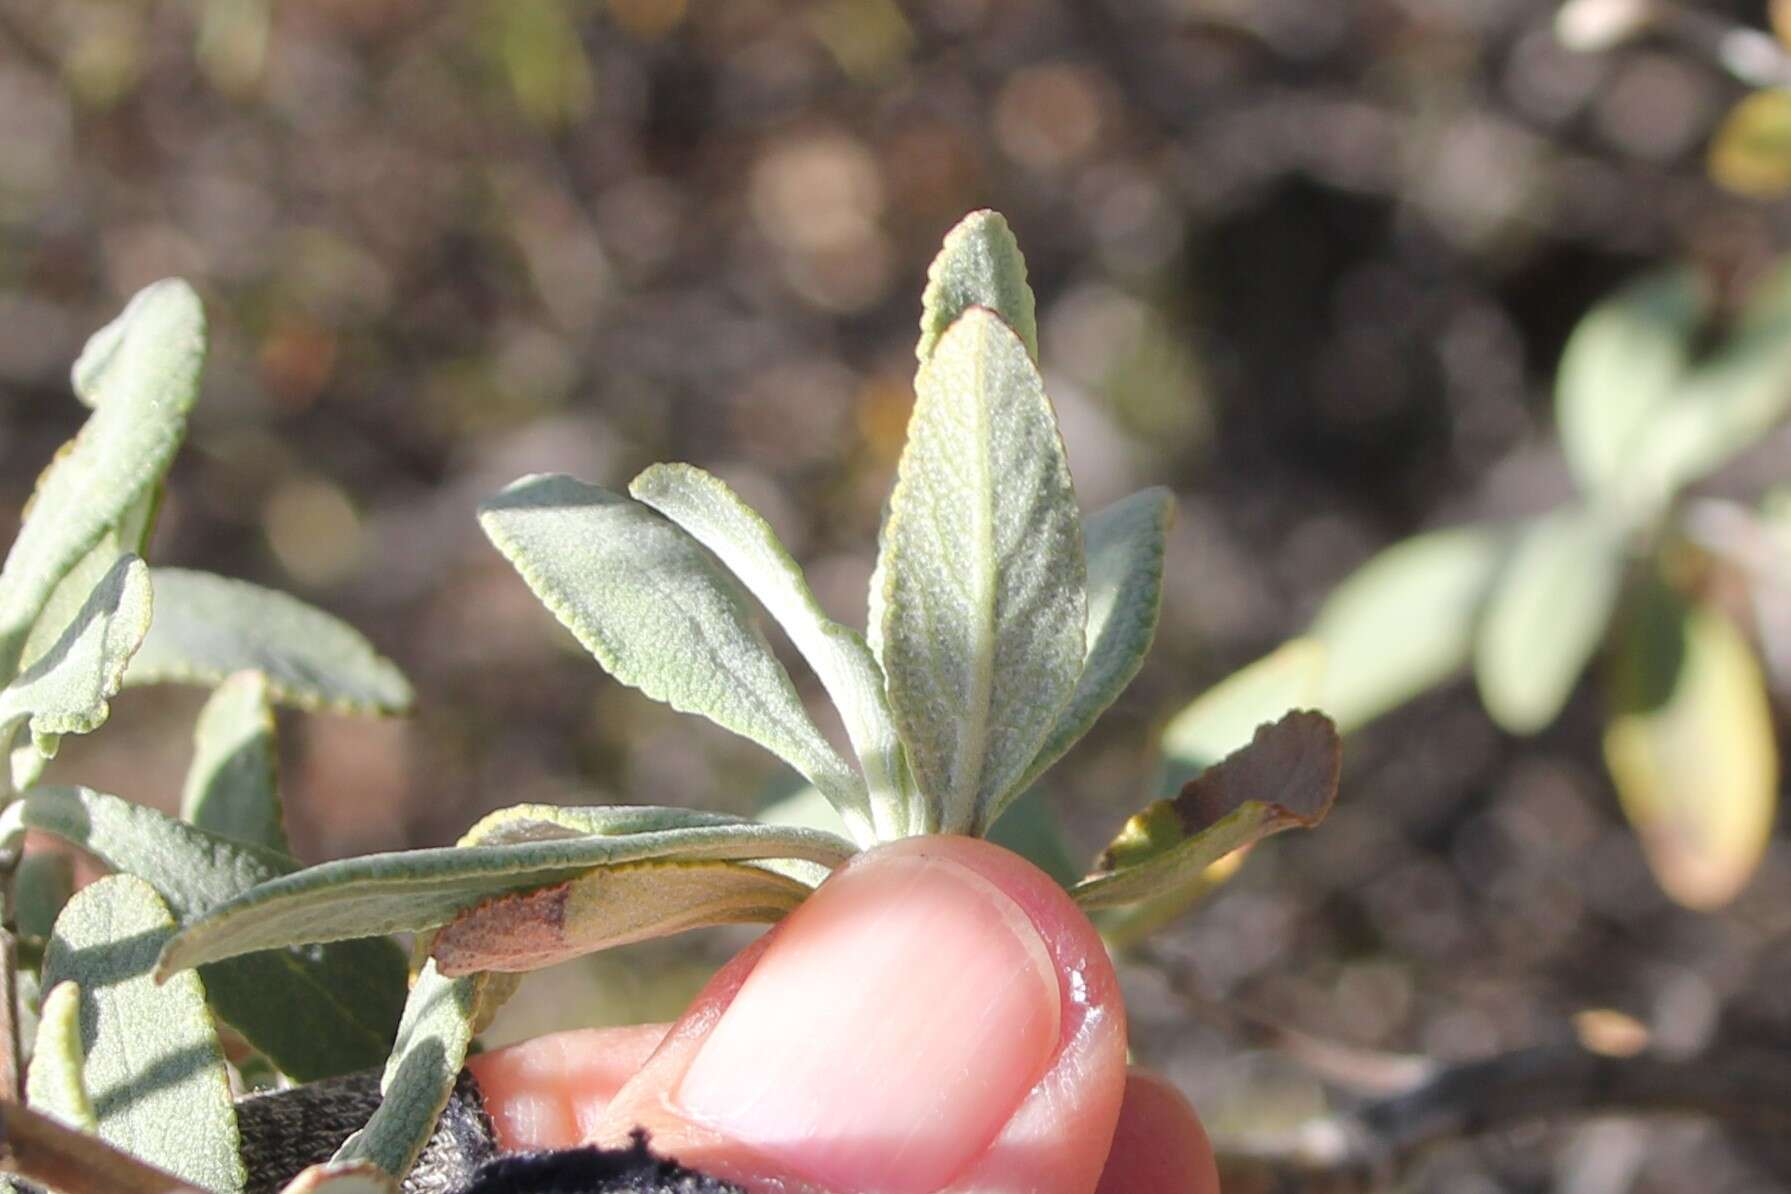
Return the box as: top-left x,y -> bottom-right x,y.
279,1162 -> 396,1194
630,463 -> 915,839
1632,259 -> 1791,497
181,670 -> 287,853
19,787 -> 406,1082
1605,584 -> 1777,910
1159,639 -> 1327,793
0,555 -> 150,744
1074,712 -> 1340,909
42,875 -> 244,1192
916,209 -> 1037,363
330,963 -> 496,1183
25,981 -> 95,1133
14,851 -> 73,943
1709,89 -> 1791,200
1018,488 -> 1173,795
158,811 -> 856,976
480,475 -> 874,840
431,860 -> 811,975
0,281 -> 202,676
1555,268 -> 1703,499
124,569 -> 412,714
878,309 -> 1086,834
1311,526 -> 1507,731
1475,508 -> 1624,734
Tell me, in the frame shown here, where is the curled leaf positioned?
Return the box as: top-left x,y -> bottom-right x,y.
158,811 -> 856,976
431,860 -> 811,975
1074,711 -> 1340,910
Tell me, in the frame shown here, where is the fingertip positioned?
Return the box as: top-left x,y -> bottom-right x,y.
590,835 -> 1129,1194
468,1023 -> 671,1150
1093,1071 -> 1220,1194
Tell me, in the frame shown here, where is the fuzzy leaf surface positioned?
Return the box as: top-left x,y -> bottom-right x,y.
1074,712 -> 1340,909
916,210 -> 1038,363
1605,583 -> 1777,910
26,981 -> 97,1133
0,281 -> 201,673
124,569 -> 412,714
0,555 -> 150,743
1310,526 -> 1507,731
481,475 -> 871,834
878,308 -> 1086,833
630,463 -> 914,839
19,786 -> 406,1082
159,812 -> 856,974
1474,508 -> 1624,734
42,875 -> 244,1192
181,670 -> 288,853
432,860 -> 812,975
1017,487 -> 1172,794
331,962 -> 493,1182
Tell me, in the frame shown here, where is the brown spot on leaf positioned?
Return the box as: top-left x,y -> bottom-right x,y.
1174,710 -> 1341,834
432,882 -> 573,976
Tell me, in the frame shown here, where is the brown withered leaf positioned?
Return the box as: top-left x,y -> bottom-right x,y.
1075,711 -> 1340,910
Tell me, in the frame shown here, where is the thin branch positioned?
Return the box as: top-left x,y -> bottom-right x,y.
0,1101 -> 204,1194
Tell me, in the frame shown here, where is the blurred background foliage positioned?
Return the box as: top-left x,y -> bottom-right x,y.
7,0 -> 1791,1188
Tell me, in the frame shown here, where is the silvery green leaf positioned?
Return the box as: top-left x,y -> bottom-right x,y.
1074,712 -> 1340,910
630,463 -> 919,838
0,555 -> 151,743
480,474 -> 874,839
431,860 -> 812,975
917,210 -> 1038,363
1016,487 -> 1172,795
1474,507 -> 1625,734
1159,638 -> 1328,794
26,981 -> 96,1133
158,810 -> 856,975
0,281 -> 202,676
124,569 -> 412,714
13,850 -> 74,942
1310,525 -> 1508,731
42,875 -> 244,1192
279,1162 -> 396,1194
331,962 -> 494,1182
877,308 -> 1086,833
1556,269 -> 1702,499
181,670 -> 288,853
20,786 -> 406,1082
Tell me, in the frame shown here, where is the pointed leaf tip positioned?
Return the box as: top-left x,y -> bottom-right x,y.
917,210 -> 1038,364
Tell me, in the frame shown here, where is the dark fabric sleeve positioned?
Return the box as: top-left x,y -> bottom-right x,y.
235,1070 -> 739,1194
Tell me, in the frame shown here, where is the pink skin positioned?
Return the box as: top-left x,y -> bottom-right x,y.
469,836 -> 1220,1194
